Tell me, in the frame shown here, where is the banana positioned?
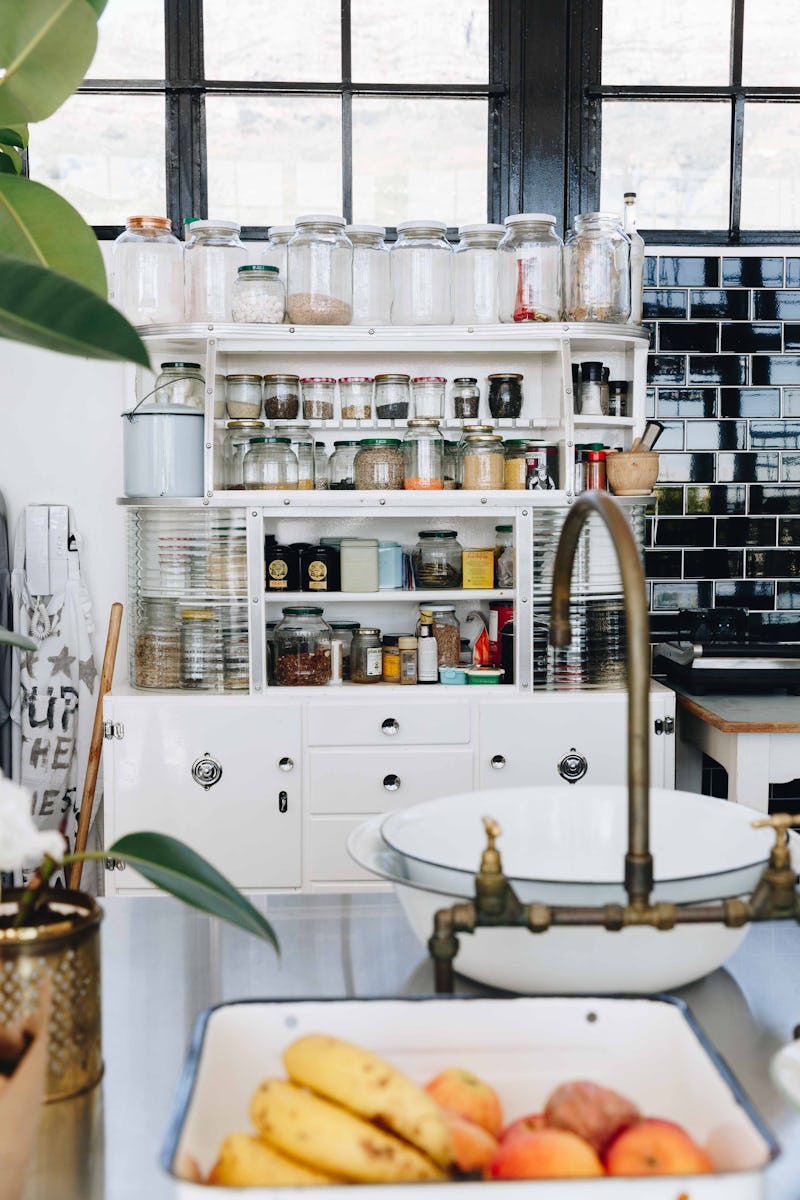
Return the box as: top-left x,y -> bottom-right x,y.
284,1033 -> 452,1170
209,1132 -> 337,1187
250,1077 -> 447,1183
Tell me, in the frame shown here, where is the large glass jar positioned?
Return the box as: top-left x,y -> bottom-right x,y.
184,219 -> 249,322
498,213 -> 562,322
329,440 -> 359,490
180,609 -> 222,690
403,419 -> 444,490
274,606 -> 332,686
243,437 -> 298,489
452,377 -> 480,419
301,377 -> 335,420
314,442 -> 329,489
225,374 -> 262,419
354,439 -> 404,489
222,419 -> 265,489
273,424 -> 315,489
563,212 -> 631,323
374,373 -> 410,419
112,215 -> 183,325
231,264 -> 285,323
412,531 -> 463,588
133,597 -> 180,688
411,376 -> 446,419
339,377 -> 373,420
261,225 -> 294,279
287,215 -> 353,324
262,373 -> 299,420
453,223 -> 504,324
153,362 -> 204,409
350,628 -> 383,684
390,220 -> 453,325
462,434 -> 505,490
347,224 -> 391,325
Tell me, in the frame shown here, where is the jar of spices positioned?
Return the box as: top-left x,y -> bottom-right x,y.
226,374 -> 263,419
287,214 -> 353,324
153,362 -> 205,409
378,541 -> 404,589
222,419 -> 266,489
133,597 -> 180,688
578,361 -> 604,416
262,374 -> 300,420
403,418 -> 445,490
329,440 -> 359,490
412,531 -> 463,588
350,628 -> 383,683
274,606 -> 332,686
314,442 -> 329,489
273,425 -> 315,489
265,542 -> 299,592
261,225 -> 294,281
390,220 -> 454,325
411,376 -> 446,419
399,636 -> 418,684
354,438 -> 404,489
563,212 -> 631,323
419,605 -> 461,667
329,620 -> 359,680
243,437 -> 298,489
340,539 -> 379,591
301,377 -> 336,420
374,373 -> 410,419
495,525 -> 514,588
347,224 -> 391,325
339,377 -> 373,420
112,215 -> 183,325
504,439 -> 538,489
184,219 -> 249,322
497,213 -> 562,322
302,543 -> 340,592
608,379 -> 629,417
453,223 -> 505,324
180,609 -> 222,690
382,635 -> 401,683
585,448 -> 608,490
462,434 -> 505,490
231,264 -> 285,323
487,373 -> 524,419
452,378 -> 480,419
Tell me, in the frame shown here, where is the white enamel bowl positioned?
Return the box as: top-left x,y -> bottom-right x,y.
348,787 -> 784,994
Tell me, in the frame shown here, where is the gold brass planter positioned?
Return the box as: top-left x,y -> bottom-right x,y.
0,889 -> 103,1101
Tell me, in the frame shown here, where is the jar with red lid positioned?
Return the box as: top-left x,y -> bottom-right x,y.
411,376 -> 446,419
339,377 -> 373,420
585,449 -> 608,490
301,377 -> 335,419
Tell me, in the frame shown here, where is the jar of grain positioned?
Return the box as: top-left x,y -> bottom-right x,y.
226,374 -> 263,419
274,606 -> 332,686
354,438 -> 404,489
301,377 -> 335,419
351,628 -> 383,683
339,377 -> 373,420
231,264 -> 285,323
462,434 -> 505,489
273,425 -> 315,488
374,373 -> 410,419
287,215 -> 353,324
133,597 -> 180,688
242,437 -> 298,489
412,531 -> 463,588
262,374 -> 300,420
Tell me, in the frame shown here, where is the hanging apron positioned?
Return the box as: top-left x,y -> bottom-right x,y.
10,510 -> 103,892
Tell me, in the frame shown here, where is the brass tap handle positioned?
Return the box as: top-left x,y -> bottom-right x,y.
478,816 -> 504,877
752,813 -> 800,846
483,816 -> 501,849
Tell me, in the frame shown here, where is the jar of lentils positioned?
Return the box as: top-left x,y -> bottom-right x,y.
462,434 -> 506,489
262,373 -> 300,420
274,606 -> 332,686
354,438 -> 405,489
403,419 -> 444,490
374,373 -> 410,419
287,214 -> 353,324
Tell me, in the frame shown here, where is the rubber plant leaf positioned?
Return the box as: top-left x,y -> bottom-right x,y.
83,0 -> 108,14
0,0 -> 98,125
0,150 -> 21,176
107,832 -> 280,950
0,126 -> 28,150
0,175 -> 107,296
0,626 -> 35,651
0,254 -> 150,366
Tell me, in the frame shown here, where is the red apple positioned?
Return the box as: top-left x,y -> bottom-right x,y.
605,1117 -> 713,1176
500,1113 -> 546,1145
488,1128 -> 604,1180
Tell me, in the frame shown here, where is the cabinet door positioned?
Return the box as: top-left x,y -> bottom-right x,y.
103,697 -> 301,890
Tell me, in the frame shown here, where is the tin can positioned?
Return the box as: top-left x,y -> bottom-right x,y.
488,600 -> 514,666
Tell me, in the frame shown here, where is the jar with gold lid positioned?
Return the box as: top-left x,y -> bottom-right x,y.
462,434 -> 505,490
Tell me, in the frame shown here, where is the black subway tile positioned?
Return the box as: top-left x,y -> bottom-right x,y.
656,453 -> 715,483
690,289 -> 749,319
653,485 -> 684,514
749,486 -> 800,515
688,355 -> 748,385
753,290 -> 800,320
659,322 -> 718,353
776,581 -> 800,609
749,422 -> 800,450
644,550 -> 683,578
646,386 -> 656,417
716,517 -> 777,546
717,452 -> 779,482
659,257 -> 719,287
642,321 -> 656,345
648,354 -> 686,384
654,421 -> 685,450
643,289 -> 687,319
751,355 -> 800,385
720,322 -> 782,353
781,454 -> 800,482
749,611 -> 800,639
685,420 -> 746,450
783,324 -> 800,351
685,549 -> 743,577
722,257 -> 784,288
782,389 -> 800,417
653,517 -> 713,547
643,256 -> 657,287
786,260 -> 800,288
652,581 -> 713,610
687,484 -> 746,514
747,549 -> 800,577
779,518 -> 800,545
720,387 -> 780,418
656,388 -> 716,418
714,579 -> 775,609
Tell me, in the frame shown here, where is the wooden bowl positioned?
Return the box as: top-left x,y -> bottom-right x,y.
605,451 -> 659,496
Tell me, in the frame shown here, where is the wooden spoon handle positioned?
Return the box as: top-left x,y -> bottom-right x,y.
630,437 -> 642,452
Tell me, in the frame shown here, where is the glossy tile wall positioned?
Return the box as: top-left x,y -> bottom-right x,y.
642,250 -> 800,643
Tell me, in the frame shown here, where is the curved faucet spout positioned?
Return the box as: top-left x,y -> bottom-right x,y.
549,492 -> 654,906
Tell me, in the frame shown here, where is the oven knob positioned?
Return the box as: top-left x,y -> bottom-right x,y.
557,749 -> 587,783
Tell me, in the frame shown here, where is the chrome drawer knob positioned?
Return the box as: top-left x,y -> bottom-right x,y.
383,774 -> 401,792
381,718 -> 399,737
557,749 -> 588,783
191,754 -> 223,790
279,757 -> 294,772
491,754 -> 506,770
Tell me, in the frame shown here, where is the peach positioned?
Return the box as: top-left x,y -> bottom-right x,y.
605,1117 -> 713,1176
488,1128 -> 604,1180
425,1068 -> 503,1137
499,1113 -> 546,1145
544,1078 -> 640,1154
441,1109 -> 498,1174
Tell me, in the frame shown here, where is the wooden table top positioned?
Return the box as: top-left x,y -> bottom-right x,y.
671,685 -> 800,733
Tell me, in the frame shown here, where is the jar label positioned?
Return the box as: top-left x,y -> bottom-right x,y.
268,559 -> 288,589
366,647 -> 383,676
308,559 -> 328,589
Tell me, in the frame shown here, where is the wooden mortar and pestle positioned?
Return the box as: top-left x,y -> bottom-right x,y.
606,420 -> 663,496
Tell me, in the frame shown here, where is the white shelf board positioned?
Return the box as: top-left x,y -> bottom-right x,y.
263,589 -> 514,604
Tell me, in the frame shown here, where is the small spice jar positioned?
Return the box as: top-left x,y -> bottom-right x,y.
403,418 -> 445,490
302,543 -> 340,592
382,634 -> 401,682
231,264 -> 285,323
262,374 -> 300,420
399,636 -> 418,684
412,531 -> 463,588
339,377 -> 373,420
452,377 -> 480,419
374,373 -> 410,419
411,376 -> 446,419
504,438 -> 538,489
226,374 -> 263,419
243,437 -> 298,490
351,628 -> 384,683
354,438 -> 404,489
222,419 -> 266,489
329,440 -> 359,489
180,609 -> 222,689
487,373 -> 524,419
462,434 -> 505,490
608,379 -> 629,417
314,442 -> 329,489
418,605 -> 461,667
585,448 -> 608,490
578,361 -> 603,416
274,606 -> 332,686
153,362 -> 205,409
329,620 -> 359,680
273,425 -> 315,489
301,377 -> 336,420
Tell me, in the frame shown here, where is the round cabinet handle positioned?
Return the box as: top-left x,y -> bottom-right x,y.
491,754 -> 506,770
557,749 -> 588,784
191,754 -> 223,791
278,757 -> 294,772
383,774 -> 401,792
381,718 -> 400,737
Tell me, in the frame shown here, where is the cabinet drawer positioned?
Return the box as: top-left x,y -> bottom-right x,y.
306,700 -> 471,747
308,748 -> 474,813
308,816 -> 383,883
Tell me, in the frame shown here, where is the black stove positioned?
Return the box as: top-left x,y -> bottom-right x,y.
653,608 -> 800,695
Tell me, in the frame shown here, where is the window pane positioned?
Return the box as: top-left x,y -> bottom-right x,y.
28,94 -> 165,226
351,1 -> 487,83
743,0 -> 800,84
741,104 -> 800,228
602,0 -> 731,85
206,96 -> 342,225
204,0 -> 340,81
85,0 -> 164,79
352,97 -> 487,227
600,102 -> 730,228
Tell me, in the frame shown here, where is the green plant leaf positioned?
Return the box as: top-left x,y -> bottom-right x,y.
0,625 -> 36,651
0,150 -> 21,176
107,833 -> 280,950
0,126 -> 28,149
83,0 -> 108,15
0,175 -> 107,295
0,0 -> 98,125
0,254 -> 150,366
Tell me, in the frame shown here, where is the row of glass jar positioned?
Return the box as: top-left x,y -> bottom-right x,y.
133,599 -> 249,691
111,210 -> 636,328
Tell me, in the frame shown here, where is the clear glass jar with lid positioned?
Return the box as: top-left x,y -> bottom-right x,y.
222,420 -> 265,489
453,223 -> 505,324
403,419 -> 445,490
262,373 -> 299,420
133,597 -> 180,688
374,373 -> 410,419
329,440 -> 359,490
563,212 -> 631,323
231,264 -> 285,323
301,377 -> 335,419
273,424 -> 315,488
462,434 -> 506,490
287,214 -> 353,324
410,377 -> 446,419
184,219 -> 249,322
354,439 -> 404,489
112,215 -> 183,325
412,531 -> 463,588
452,377 -> 480,419
261,225 -> 294,279
314,442 -> 329,489
346,224 -> 391,325
180,608 -> 222,689
442,440 -> 459,489
153,362 -> 205,409
274,606 -> 332,686
418,605 -> 461,666
504,438 -> 539,489
243,437 -> 298,490
329,620 -> 359,679
339,377 -> 373,420
498,213 -> 563,322
390,220 -> 453,325
350,628 -> 383,683
225,374 -> 263,419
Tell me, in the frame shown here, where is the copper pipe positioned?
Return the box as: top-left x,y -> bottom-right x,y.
549,493 -> 653,905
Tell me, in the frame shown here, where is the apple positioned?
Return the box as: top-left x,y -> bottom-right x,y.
488,1127 -> 604,1180
499,1113 -> 546,1145
425,1068 -> 503,1137
604,1117 -> 713,1176
441,1109 -> 498,1174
